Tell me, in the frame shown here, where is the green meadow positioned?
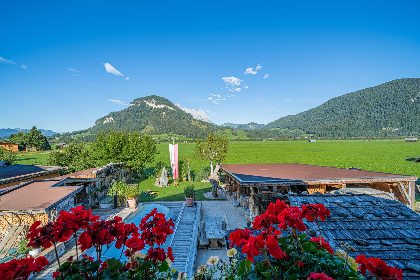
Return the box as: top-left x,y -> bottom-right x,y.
16,140 -> 420,177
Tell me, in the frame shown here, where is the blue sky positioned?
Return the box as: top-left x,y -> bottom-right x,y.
1,0 -> 420,133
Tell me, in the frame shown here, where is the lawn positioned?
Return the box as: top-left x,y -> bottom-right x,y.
15,139 -> 420,178
14,152 -> 51,165
137,179 -> 216,202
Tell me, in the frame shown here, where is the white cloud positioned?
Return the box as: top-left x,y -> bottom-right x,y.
212,100 -> 219,104
125,77 -> 130,80
103,63 -> 124,76
284,98 -> 292,102
67,68 -> 81,73
263,74 -> 269,79
20,65 -> 27,69
221,76 -> 242,86
207,97 -> 213,100
244,64 -> 262,75
244,67 -> 257,75
108,99 -> 129,105
234,88 -> 241,92
245,85 -> 249,89
0,57 -> 16,64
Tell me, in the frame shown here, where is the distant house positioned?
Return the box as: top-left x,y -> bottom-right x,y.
24,146 -> 37,152
0,142 -> 18,152
57,143 -> 68,149
308,139 -> 316,142
406,137 -> 417,142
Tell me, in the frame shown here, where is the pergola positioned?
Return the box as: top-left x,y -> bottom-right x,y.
221,163 -> 418,209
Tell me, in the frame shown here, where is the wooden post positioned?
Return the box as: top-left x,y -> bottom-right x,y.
409,181 -> 415,210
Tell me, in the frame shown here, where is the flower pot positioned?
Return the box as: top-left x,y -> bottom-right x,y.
29,248 -> 42,256
127,199 -> 137,208
213,193 -> 217,197
185,197 -> 194,207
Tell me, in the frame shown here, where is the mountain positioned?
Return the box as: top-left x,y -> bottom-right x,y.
265,78 -> 420,138
0,128 -> 58,138
90,95 -> 219,138
222,122 -> 265,130
175,104 -> 212,123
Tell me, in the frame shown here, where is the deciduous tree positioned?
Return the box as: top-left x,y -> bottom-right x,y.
195,134 -> 229,172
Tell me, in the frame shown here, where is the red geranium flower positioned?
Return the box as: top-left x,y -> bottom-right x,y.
355,255 -> 403,280
26,221 -> 60,249
310,236 -> 334,254
307,272 -> 336,280
278,206 -> 306,232
139,208 -> 175,246
229,228 -> 253,247
242,235 -> 264,262
302,204 -> 331,222
253,200 -> 288,231
0,256 -> 49,280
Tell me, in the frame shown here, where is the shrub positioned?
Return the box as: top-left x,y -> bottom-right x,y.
184,185 -> 194,198
193,166 -> 211,182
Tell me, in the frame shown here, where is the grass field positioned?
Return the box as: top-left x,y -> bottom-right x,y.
15,140 -> 420,177
137,180 -> 217,202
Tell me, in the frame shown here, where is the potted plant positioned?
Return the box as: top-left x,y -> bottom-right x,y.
18,238 -> 41,256
184,185 -> 195,206
126,185 -> 139,208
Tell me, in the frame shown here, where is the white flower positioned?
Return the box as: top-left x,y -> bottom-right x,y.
227,248 -> 237,257
207,256 -> 219,265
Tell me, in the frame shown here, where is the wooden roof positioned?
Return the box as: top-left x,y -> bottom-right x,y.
221,163 -> 417,186
288,193 -> 420,279
0,180 -> 82,211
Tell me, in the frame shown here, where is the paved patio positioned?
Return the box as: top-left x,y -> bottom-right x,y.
194,200 -> 247,276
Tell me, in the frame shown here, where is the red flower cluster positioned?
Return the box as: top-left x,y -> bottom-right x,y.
27,221 -> 60,249
356,255 -> 403,280
125,236 -> 145,258
27,206 -> 100,251
302,204 -> 331,222
229,228 -> 285,262
0,256 -> 49,280
78,216 -> 123,251
307,272 -> 336,280
278,206 -> 307,232
253,200 -> 288,231
139,208 -> 175,246
145,247 -> 174,263
310,236 -> 334,254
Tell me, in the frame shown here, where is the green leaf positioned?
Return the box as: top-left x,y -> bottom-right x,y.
299,234 -> 308,241
302,241 -> 319,253
262,272 -> 272,278
237,259 -> 252,275
158,260 -> 169,272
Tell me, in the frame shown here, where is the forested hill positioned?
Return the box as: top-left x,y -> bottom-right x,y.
90,95 -> 220,138
265,78 -> 420,138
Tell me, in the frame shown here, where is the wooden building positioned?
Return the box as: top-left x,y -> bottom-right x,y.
0,180 -> 83,259
221,163 -> 418,210
0,142 -> 18,152
56,162 -> 132,207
